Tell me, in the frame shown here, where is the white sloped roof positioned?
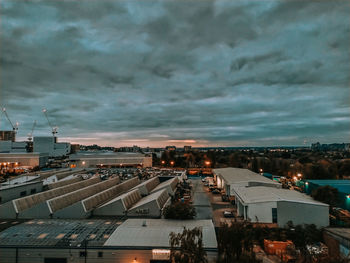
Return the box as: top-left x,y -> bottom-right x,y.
213,167 -> 280,186
234,186 -> 328,206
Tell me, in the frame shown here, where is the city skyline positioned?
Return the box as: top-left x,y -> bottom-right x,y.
1,0 -> 349,147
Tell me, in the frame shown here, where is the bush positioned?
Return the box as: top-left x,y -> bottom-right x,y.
163,202 -> 196,219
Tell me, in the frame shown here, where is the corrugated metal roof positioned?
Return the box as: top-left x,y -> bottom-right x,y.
129,189 -> 167,210
213,168 -> 280,186
234,186 -> 328,206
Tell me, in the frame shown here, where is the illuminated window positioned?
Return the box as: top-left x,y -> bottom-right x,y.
152,249 -> 170,260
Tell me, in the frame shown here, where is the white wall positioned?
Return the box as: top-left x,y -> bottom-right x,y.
246,201 -> 277,223
277,201 -> 329,228
0,248 -> 217,263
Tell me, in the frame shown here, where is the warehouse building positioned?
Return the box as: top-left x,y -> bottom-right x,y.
69,152 -> 152,168
0,177 -> 101,219
33,136 -> 71,157
55,177 -> 140,219
213,167 -> 281,196
323,228 -> 350,260
0,152 -> 49,168
0,219 -> 218,263
0,181 -> 43,204
130,176 -> 160,196
234,186 -> 329,228
300,179 -> 350,211
150,177 -> 179,196
104,219 -> 218,262
127,189 -> 170,218
94,189 -> 142,217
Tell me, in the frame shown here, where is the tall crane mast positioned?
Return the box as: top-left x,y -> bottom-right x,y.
1,107 -> 19,133
42,108 -> 58,136
27,120 -> 37,141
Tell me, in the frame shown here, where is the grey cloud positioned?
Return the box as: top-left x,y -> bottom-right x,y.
0,0 -> 349,146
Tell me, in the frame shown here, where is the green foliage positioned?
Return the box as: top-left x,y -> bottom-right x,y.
163,202 -> 196,220
169,227 -> 207,263
217,222 -> 255,262
311,185 -> 340,207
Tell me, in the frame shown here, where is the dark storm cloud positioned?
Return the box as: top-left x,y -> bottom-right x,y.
0,0 -> 349,146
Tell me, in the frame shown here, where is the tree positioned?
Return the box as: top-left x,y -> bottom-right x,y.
217,222 -> 255,262
163,202 -> 196,219
311,185 -> 340,207
169,227 -> 207,263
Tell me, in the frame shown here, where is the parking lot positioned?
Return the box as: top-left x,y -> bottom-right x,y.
190,177 -> 239,227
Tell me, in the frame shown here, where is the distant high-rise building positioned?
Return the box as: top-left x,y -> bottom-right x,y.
0,131 -> 16,142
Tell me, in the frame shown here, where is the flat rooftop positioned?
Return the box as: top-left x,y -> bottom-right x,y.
234,186 -> 328,206
104,219 -> 217,249
0,219 -> 121,248
70,152 -> 146,159
213,167 -> 280,186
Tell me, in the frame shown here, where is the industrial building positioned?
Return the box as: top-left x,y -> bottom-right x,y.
33,137 -> 71,157
150,176 -> 179,196
0,219 -> 218,263
0,176 -> 101,219
69,152 -> 152,168
104,219 -> 218,262
213,167 -> 281,196
0,130 -> 16,142
127,189 -> 170,218
0,173 -> 180,220
0,153 -> 49,168
0,181 -> 43,204
323,228 -> 350,260
300,179 -> 350,211
234,186 -> 329,228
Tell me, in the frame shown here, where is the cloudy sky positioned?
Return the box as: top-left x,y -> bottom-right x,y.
0,0 -> 349,147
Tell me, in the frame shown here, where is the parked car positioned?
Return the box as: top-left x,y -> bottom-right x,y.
223,211 -> 235,218
212,189 -> 221,194
221,195 -> 229,202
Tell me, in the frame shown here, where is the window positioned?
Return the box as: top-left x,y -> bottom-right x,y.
20,191 -> 26,197
272,208 -> 278,223
98,252 -> 103,258
79,251 -> 87,257
30,188 -> 36,194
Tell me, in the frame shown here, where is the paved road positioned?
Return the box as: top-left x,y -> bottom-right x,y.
191,179 -> 213,219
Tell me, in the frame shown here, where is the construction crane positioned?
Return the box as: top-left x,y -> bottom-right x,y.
42,108 -> 58,136
27,120 -> 37,141
1,107 -> 19,133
